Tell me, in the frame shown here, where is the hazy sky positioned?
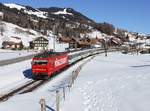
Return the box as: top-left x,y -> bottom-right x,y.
1,0 -> 150,34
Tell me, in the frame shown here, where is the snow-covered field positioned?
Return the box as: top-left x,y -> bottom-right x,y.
0,59 -> 32,93
0,49 -> 37,61
62,53 -> 150,111
0,52 -> 150,111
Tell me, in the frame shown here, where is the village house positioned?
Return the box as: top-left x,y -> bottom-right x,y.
30,36 -> 49,50
58,36 -> 103,49
2,37 -> 23,49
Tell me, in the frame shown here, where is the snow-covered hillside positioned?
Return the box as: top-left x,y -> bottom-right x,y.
0,21 -> 68,51
4,3 -> 25,10
0,21 -> 42,47
4,3 -> 48,19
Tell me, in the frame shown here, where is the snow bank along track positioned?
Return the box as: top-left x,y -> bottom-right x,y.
0,48 -> 119,102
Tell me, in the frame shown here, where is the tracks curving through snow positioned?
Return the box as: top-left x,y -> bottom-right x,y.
0,80 -> 46,102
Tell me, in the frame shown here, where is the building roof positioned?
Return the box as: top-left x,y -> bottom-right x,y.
2,41 -> 22,45
4,36 -> 22,44
33,36 -> 48,41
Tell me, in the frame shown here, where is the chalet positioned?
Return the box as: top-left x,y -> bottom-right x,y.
2,37 -> 22,49
69,37 -> 92,49
30,36 -> 49,50
59,36 -> 103,49
58,36 -> 79,49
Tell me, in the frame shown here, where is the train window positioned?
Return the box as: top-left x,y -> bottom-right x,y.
32,60 -> 48,65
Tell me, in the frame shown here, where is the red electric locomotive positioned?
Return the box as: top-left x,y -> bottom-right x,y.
31,51 -> 68,79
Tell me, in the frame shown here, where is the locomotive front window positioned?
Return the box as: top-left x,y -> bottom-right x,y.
32,60 -> 48,65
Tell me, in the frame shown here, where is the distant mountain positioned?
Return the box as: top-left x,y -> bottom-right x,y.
0,3 -> 97,36
39,7 -> 95,24
0,3 -> 149,48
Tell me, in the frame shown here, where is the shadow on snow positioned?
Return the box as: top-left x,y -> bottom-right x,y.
46,105 -> 55,111
131,64 -> 150,68
23,68 -> 33,79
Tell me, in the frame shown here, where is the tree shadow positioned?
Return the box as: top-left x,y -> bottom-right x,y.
23,68 -> 33,79
46,105 -> 55,111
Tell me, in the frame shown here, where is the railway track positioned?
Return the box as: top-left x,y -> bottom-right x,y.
0,80 -> 46,102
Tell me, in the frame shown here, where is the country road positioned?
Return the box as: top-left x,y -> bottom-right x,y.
0,54 -> 36,66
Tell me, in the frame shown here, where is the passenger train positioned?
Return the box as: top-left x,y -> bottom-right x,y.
31,48 -> 104,79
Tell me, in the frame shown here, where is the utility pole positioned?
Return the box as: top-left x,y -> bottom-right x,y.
52,25 -> 56,52
104,37 -> 108,57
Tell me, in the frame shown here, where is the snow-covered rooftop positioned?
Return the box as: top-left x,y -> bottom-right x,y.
7,37 -> 22,43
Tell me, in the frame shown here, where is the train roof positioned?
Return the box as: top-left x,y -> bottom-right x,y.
34,51 -> 67,58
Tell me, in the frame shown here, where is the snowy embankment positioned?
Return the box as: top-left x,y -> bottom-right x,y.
0,52 -> 150,111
